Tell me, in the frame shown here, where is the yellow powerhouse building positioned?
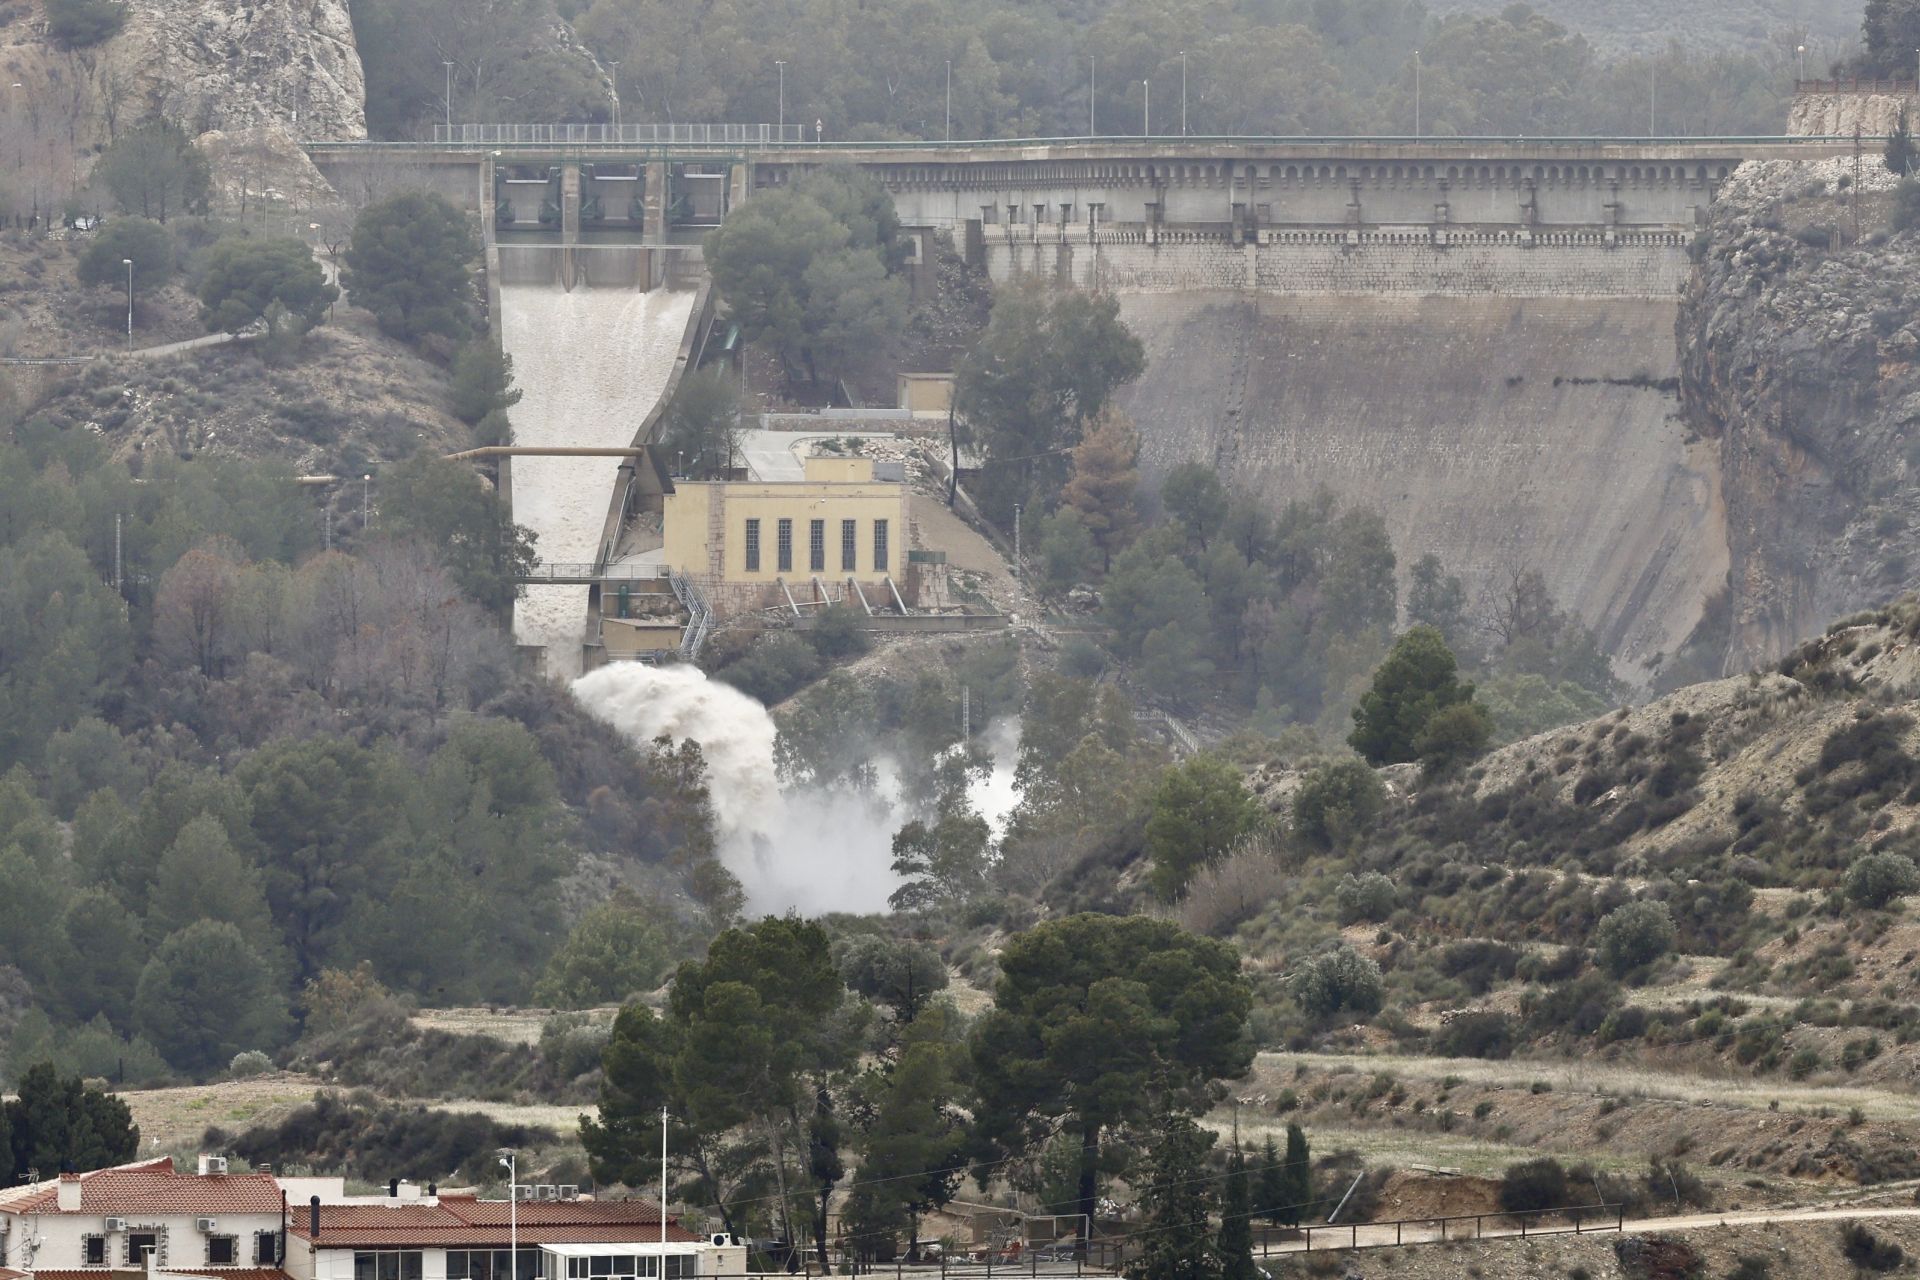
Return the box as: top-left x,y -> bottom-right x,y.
662,456 -> 913,613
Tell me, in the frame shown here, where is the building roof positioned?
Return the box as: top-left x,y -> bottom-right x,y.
289,1197 -> 697,1249
31,1271 -> 294,1280
0,1160 -> 283,1218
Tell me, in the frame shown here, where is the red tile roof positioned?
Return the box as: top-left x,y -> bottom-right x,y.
0,1267 -> 28,1280
289,1197 -> 695,1248
0,1160 -> 283,1218
32,1271 -> 293,1280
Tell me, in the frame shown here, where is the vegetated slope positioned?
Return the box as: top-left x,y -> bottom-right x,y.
1423,0 -> 1854,54
1117,293 -> 1723,686
1679,156 -> 1920,675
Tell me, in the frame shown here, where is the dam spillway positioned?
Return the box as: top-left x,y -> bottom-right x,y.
498,271 -> 695,677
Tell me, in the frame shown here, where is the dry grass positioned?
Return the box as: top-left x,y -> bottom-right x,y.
121,1072 -> 320,1151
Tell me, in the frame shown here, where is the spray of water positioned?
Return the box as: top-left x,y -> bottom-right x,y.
571,663 -> 907,914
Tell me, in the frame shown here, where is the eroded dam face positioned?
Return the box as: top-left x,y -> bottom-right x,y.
971,231 -> 1724,686
1113,288 -> 1724,683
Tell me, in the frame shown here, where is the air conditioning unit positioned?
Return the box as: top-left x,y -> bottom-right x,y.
206,1157 -> 228,1176
197,1218 -> 218,1233
535,1185 -> 558,1202
708,1235 -> 738,1249
513,1187 -> 534,1203
104,1220 -> 128,1234
557,1187 -> 579,1202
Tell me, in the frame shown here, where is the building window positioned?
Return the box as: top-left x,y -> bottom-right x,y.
207,1237 -> 237,1266
1061,203 -> 1075,223
809,519 -> 825,573
127,1232 -> 159,1266
84,1236 -> 107,1266
354,1251 -> 425,1280
255,1231 -> 280,1265
743,518 -> 760,573
841,519 -> 856,572
562,1257 -> 695,1280
873,519 -> 889,572
777,518 -> 793,573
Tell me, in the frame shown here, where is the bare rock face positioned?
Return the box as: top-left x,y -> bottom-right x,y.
1677,156 -> 1920,672
1787,91 -> 1916,138
108,0 -> 366,142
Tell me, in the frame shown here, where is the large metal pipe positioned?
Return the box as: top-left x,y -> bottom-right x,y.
443,446 -> 649,460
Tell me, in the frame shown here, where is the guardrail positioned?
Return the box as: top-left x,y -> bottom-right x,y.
321,133 -> 1887,153
438,123 -> 803,145
518,562 -> 667,583
1795,78 -> 1919,94
1276,1203 -> 1627,1253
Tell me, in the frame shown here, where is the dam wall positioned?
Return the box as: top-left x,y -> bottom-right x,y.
1116,292 -> 1726,685
983,233 -> 1692,297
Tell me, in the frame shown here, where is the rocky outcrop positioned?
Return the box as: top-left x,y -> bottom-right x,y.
1677,156 -> 1920,672
1787,90 -> 1916,137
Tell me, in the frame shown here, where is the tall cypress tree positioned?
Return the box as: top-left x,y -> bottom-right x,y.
1129,1113 -> 1219,1280
1217,1144 -> 1257,1280
1889,106 -> 1918,177
1279,1124 -> 1313,1228
1255,1134 -> 1286,1227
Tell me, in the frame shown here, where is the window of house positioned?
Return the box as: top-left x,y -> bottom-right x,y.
83,1235 -> 106,1266
255,1231 -> 280,1265
841,519 -> 856,572
1061,203 -> 1075,223
809,519 -> 825,573
744,518 -> 760,573
206,1236 -> 237,1266
777,518 -> 793,573
980,204 -> 997,225
1006,204 -> 1019,224
873,519 -> 889,572
127,1232 -> 159,1265
354,1251 -> 424,1280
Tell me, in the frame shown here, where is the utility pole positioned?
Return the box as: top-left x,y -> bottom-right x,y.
1143,79 -> 1150,136
775,61 -> 786,139
122,258 -> 132,351
945,59 -> 952,141
443,61 -> 454,137
361,474 -> 371,531
1089,57 -> 1096,137
611,61 -> 620,133
1649,63 -> 1656,136
113,513 -> 122,595
1013,503 -> 1022,572
1414,50 -> 1421,138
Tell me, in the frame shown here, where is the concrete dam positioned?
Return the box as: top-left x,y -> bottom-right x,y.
309,136 -> 1848,682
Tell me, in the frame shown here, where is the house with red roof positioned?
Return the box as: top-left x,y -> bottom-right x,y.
0,1157 -> 289,1275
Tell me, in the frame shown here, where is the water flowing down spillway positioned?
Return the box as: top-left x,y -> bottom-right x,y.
498,282 -> 696,678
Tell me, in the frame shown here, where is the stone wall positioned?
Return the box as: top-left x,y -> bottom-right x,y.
984,234 -> 1692,298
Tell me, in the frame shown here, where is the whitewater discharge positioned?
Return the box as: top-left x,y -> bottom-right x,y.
571,664 -> 1024,916
498,281 -> 696,679
572,664 -> 906,914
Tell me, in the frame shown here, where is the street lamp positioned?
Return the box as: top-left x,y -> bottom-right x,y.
497,1152 -> 517,1280
1089,57 -> 1096,137
1179,51 -> 1187,136
442,61 -> 454,137
775,60 -> 786,139
945,59 -> 952,142
1414,49 -> 1421,138
1796,44 -> 1806,83
611,61 -> 621,133
122,258 -> 132,351
1142,79 -> 1149,136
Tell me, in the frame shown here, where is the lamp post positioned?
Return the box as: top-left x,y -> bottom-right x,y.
945,59 -> 952,141
1414,49 -> 1421,138
1796,44 -> 1806,83
122,258 -> 132,351
1649,63 -> 1656,136
1179,51 -> 1187,136
497,1152 -> 517,1280
1089,57 -> 1096,137
611,61 -> 620,133
775,61 -> 786,139
1142,78 -> 1149,136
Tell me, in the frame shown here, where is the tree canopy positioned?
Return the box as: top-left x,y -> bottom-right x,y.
198,237 -> 339,336
342,192 -> 478,343
90,122 -> 210,222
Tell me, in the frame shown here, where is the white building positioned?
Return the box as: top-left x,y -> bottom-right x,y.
285,1195 -> 744,1280
0,1156 -> 288,1275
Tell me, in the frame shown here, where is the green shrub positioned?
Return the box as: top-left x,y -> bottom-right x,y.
1840,1221 -> 1905,1271
1594,900 -> 1676,978
1286,945 -> 1385,1019
228,1049 -> 273,1078
1292,759 -> 1384,848
1433,1011 -> 1515,1060
1334,871 -> 1397,924
1845,850 -> 1920,909
1499,1157 -> 1570,1213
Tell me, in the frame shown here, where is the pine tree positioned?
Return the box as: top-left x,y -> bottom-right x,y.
1128,1113 -> 1219,1280
1217,1144 -> 1257,1280
1279,1124 -> 1312,1228
1256,1134 -> 1286,1227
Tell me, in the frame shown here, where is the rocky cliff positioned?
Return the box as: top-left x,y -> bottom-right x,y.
1677,155 -> 1920,673
1786,90 -> 1915,137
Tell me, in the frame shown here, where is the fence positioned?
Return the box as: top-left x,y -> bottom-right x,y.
518,562 -> 666,583
436,123 -> 804,146
1795,79 -> 1920,95
1274,1203 -> 1627,1254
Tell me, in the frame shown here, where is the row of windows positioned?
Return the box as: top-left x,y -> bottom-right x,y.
744,518 -> 889,574
446,1248 -> 545,1280
561,1255 -> 698,1279
354,1250 -> 426,1280
82,1227 -> 277,1268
